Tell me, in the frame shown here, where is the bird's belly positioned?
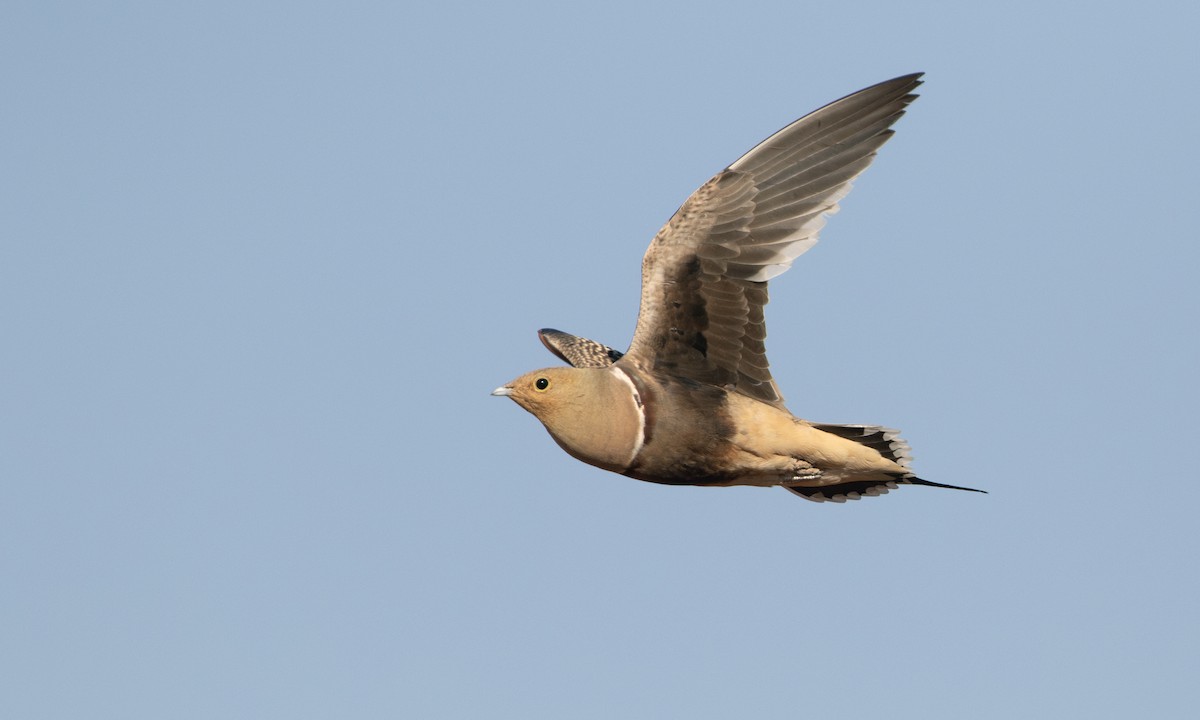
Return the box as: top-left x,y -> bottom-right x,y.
625,392 -> 904,487
622,399 -> 809,486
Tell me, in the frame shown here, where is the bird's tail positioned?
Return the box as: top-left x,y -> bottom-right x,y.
786,423 -> 987,503
810,422 -> 914,468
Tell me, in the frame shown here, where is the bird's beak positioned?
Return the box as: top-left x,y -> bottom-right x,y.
491,386 -> 513,397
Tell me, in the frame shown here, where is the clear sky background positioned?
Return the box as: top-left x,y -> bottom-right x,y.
3,2 -> 1198,718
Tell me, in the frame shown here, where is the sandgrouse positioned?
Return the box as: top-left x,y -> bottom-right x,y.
493,74 -> 984,503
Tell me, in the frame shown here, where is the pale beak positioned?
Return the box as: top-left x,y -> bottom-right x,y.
491,386 -> 513,397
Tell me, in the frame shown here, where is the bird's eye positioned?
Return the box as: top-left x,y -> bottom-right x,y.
534,377 -> 550,391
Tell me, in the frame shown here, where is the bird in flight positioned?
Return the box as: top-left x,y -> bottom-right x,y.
493,74 -> 984,503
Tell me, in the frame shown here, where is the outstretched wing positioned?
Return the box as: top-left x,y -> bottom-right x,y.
621,74 -> 922,407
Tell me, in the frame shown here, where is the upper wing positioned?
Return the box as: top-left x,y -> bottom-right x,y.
538,328 -> 623,368
620,73 -> 922,407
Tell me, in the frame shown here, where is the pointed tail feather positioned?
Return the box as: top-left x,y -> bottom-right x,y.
786,476 -> 986,503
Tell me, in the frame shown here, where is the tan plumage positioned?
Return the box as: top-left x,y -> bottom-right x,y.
493,74 -> 985,503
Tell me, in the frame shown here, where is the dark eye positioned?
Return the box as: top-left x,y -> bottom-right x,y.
535,377 -> 550,391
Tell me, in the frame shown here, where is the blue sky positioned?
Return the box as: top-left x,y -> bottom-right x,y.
3,2 -> 1198,718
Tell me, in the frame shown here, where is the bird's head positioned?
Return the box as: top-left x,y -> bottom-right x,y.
491,367 -> 595,420
491,366 -> 644,473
